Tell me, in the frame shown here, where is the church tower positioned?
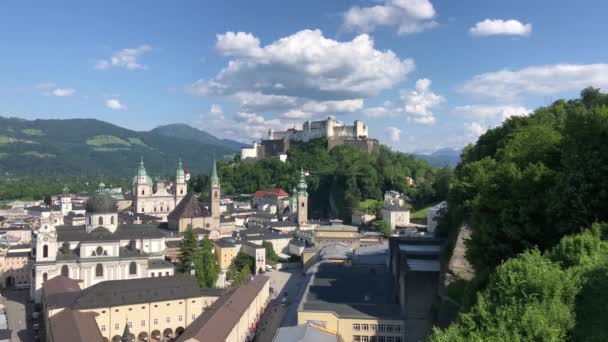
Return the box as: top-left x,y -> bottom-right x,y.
133,157 -> 152,214
297,169 -> 308,226
175,158 -> 187,200
209,157 -> 221,229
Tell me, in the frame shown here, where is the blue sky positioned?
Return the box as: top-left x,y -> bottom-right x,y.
1,0 -> 607,153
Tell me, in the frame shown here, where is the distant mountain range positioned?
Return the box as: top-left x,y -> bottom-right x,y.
412,148 -> 461,167
0,117 -> 240,177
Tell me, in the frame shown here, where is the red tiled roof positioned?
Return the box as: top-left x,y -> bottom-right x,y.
43,275 -> 81,300
49,309 -> 104,342
253,189 -> 289,198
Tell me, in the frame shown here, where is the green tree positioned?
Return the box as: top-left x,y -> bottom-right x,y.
232,264 -> 252,287
197,237 -> 220,288
177,226 -> 199,273
262,241 -> 280,263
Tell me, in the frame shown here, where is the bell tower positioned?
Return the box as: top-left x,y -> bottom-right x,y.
133,157 -> 152,214
209,157 -> 221,229
175,158 -> 187,201
297,169 -> 308,226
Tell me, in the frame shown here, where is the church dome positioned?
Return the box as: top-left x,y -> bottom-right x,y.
85,193 -> 118,214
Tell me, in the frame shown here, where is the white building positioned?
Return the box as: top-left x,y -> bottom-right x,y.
30,191 -> 173,303
383,204 -> 411,231
269,117 -> 368,142
132,158 -> 188,222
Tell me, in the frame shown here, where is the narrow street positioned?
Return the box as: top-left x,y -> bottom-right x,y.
254,268 -> 303,342
1,289 -> 36,342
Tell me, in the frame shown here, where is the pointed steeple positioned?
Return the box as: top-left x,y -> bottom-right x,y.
211,155 -> 219,183
121,319 -> 133,342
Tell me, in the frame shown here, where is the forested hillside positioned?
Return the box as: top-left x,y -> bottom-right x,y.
190,139 -> 452,220
432,88 -> 608,340
0,117 -> 237,177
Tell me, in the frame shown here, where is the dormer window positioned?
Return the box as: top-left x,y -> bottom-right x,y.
95,246 -> 104,256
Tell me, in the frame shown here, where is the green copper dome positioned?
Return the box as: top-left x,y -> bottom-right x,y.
132,157 -> 153,186
176,159 -> 185,178
85,193 -> 118,214
297,169 -> 308,196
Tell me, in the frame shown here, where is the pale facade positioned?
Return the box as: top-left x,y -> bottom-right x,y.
0,245 -> 30,288
269,118 -> 368,142
383,205 -> 411,231
44,275 -> 223,342
133,159 -> 188,222
30,192 -> 173,303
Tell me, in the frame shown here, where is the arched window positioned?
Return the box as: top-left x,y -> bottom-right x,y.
99,216 -> 103,225
129,262 -> 137,275
42,273 -> 48,282
301,202 -> 305,208
142,190 -> 145,195
88,216 -> 92,225
43,245 -> 48,258
110,216 -> 114,225
214,191 -> 218,199
180,189 -> 183,195
95,263 -> 104,277
61,265 -> 69,277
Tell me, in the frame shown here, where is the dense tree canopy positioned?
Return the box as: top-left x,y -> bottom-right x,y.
192,139 -> 449,221
431,224 -> 608,341
446,88 -> 608,272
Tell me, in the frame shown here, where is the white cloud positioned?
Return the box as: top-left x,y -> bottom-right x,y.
105,99 -> 126,110
452,105 -> 532,122
195,105 -> 290,143
469,19 -> 532,37
464,121 -> 487,140
343,0 -> 437,35
402,78 -> 444,117
385,126 -> 402,143
51,88 -> 76,97
361,78 -> 444,125
95,45 -> 152,70
188,29 -> 413,117
460,63 -> 608,100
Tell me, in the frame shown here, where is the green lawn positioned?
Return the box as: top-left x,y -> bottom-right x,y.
86,135 -> 131,147
21,129 -> 45,136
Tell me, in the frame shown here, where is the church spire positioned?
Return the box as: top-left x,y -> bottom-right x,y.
297,169 -> 308,196
176,158 -> 185,178
121,319 -> 133,342
211,155 -> 219,183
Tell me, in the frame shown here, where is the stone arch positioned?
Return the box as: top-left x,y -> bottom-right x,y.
111,335 -> 121,342
163,328 -> 173,338
5,276 -> 15,288
137,332 -> 148,342
61,265 -> 69,277
175,327 -> 185,336
151,330 -> 161,340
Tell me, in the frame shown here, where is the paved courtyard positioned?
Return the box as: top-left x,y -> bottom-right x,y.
1,289 -> 36,342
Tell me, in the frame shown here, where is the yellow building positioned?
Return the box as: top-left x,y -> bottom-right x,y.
44,274 -> 223,342
297,262 -> 405,342
214,238 -> 239,270
175,275 -> 270,342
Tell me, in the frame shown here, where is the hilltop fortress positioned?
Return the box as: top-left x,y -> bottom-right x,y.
241,117 -> 379,160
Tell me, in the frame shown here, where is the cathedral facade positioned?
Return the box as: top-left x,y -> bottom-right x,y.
132,159 -> 187,221
30,191 -> 173,303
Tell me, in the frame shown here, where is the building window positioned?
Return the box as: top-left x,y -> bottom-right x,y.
88,217 -> 92,225
99,216 -> 104,225
394,325 -> 402,332
378,325 -> 386,332
142,190 -> 145,195
42,273 -> 48,282
354,336 -> 361,342
114,323 -> 119,331
141,320 -> 145,327
129,261 -> 137,275
95,263 -> 103,277
191,314 -> 195,321
178,315 -> 183,322
153,319 -> 158,325
180,190 -> 183,195
370,324 -> 377,332
101,325 -> 106,332
165,317 -> 170,324
111,216 -> 114,225
166,272 -> 169,276
42,245 -> 48,258
151,272 -> 155,277
362,337 -> 369,342
353,324 -> 360,331
128,322 -> 132,328
362,324 -> 368,331
301,202 -> 305,207
61,265 -> 69,277
386,325 -> 394,333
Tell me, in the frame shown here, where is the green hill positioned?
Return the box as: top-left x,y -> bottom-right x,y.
151,123 -> 246,150
0,117 -> 238,177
